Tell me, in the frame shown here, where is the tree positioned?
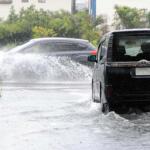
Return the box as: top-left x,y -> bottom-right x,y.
114,5 -> 148,29
7,6 -> 18,23
0,7 -> 106,45
32,26 -> 56,38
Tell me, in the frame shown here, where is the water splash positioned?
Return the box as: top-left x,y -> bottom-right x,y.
0,52 -> 92,82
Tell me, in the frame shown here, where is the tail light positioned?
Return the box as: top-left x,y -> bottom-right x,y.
90,50 -> 97,55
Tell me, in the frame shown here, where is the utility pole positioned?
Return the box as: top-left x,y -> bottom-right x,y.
89,0 -> 96,21
71,0 -> 76,14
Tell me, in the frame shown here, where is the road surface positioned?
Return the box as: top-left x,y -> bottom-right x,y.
0,53 -> 150,150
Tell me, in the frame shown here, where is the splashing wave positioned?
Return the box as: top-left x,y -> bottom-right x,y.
0,52 -> 92,82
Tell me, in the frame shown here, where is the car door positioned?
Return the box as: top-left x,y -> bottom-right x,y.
93,38 -> 107,102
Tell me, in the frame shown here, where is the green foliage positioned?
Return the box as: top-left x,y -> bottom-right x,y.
146,11 -> 150,27
32,26 -> 57,38
3,5 -> 150,46
73,11 -> 100,44
114,5 -> 148,29
7,6 -> 18,23
94,15 -> 106,26
0,6 -> 104,45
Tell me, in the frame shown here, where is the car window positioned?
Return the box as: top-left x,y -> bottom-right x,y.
113,34 -> 150,61
20,41 -> 55,54
97,40 -> 107,62
51,41 -> 88,51
20,41 -> 92,53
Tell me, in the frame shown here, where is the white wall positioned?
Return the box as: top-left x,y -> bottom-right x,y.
1,0 -> 150,24
0,0 -> 72,20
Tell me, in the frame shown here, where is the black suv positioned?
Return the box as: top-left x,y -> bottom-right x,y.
88,29 -> 150,113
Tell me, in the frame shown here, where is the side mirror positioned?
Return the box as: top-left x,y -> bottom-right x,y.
88,55 -> 97,62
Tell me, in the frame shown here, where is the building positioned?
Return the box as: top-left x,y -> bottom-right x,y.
74,0 -> 96,20
1,0 -> 150,22
0,0 -> 72,20
76,0 -> 88,11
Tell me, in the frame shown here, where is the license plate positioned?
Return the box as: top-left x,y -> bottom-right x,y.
136,68 -> 150,76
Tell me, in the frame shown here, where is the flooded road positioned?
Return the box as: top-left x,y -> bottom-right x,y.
1,82 -> 150,150
0,53 -> 150,150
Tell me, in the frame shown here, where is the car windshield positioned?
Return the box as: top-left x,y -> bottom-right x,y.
113,34 -> 150,61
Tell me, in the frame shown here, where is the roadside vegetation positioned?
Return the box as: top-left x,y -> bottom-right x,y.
0,5 -> 149,46
0,5 -> 106,46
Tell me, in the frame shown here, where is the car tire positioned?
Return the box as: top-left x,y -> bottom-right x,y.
92,80 -> 101,103
92,80 -> 95,102
99,83 -> 102,103
101,102 -> 112,114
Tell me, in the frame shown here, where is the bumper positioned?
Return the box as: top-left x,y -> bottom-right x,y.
110,90 -> 150,103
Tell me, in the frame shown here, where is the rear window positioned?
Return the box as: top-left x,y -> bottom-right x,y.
113,33 -> 150,61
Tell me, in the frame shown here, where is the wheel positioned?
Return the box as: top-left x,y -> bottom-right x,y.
99,83 -> 102,103
92,81 -> 100,103
101,102 -> 113,114
92,81 -> 95,101
100,88 -> 113,114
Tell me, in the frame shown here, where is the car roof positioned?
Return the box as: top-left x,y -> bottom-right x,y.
7,37 -> 94,54
108,28 -> 150,35
30,37 -> 89,43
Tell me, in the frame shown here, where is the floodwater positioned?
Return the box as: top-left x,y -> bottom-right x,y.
0,52 -> 150,150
